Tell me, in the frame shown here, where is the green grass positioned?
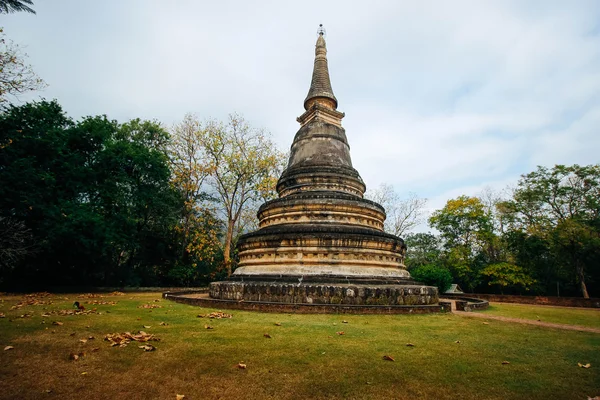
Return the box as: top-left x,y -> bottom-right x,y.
481,302 -> 600,329
0,292 -> 599,400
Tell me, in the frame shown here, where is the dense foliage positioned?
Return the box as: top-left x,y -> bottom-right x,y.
406,165 -> 600,298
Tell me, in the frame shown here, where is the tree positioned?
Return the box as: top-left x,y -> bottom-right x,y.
168,114 -> 222,283
0,28 -> 46,105
176,113 -> 284,277
0,0 -> 35,14
365,183 -> 427,237
404,232 -> 441,269
502,165 -> 600,298
480,262 -> 535,294
0,216 -> 34,278
429,196 -> 495,291
0,100 -> 181,288
410,264 -> 453,293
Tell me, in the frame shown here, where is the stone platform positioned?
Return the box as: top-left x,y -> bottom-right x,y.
164,291 -> 446,314
209,280 -> 438,306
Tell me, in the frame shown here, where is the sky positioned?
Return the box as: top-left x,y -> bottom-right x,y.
2,0 -> 600,226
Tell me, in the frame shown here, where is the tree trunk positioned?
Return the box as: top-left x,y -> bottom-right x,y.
576,263 -> 589,299
223,219 -> 235,277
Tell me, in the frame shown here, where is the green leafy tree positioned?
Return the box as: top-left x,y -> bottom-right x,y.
429,196 -> 494,291
502,164 -> 600,298
480,262 -> 535,294
410,264 -> 453,293
404,232 -> 441,269
0,100 -> 181,288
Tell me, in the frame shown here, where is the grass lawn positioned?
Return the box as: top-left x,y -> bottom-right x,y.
0,292 -> 598,400
481,302 -> 600,329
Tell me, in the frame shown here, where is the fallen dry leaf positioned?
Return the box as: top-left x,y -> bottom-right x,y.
69,353 -> 79,361
81,372 -> 87,375
176,395 -> 185,400
578,363 -> 591,369
138,304 -> 162,309
159,322 -> 168,326
92,348 -> 100,352
198,311 -> 232,319
52,321 -> 63,326
79,339 -> 87,344
143,325 -> 151,329
274,322 -> 282,326
0,313 -> 4,318
264,333 -> 272,338
204,325 -> 213,330
483,322 -> 490,325
4,346 -> 14,351
104,331 -> 160,347
88,336 -> 95,340
406,343 -> 415,347
342,320 -> 348,324
382,355 -> 395,361
455,340 -> 461,344
139,344 -> 156,351
237,362 -> 247,369
502,361 -> 510,365
336,331 -> 345,335
587,396 -> 600,400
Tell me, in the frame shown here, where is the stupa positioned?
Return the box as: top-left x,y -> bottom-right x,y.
210,27 -> 438,306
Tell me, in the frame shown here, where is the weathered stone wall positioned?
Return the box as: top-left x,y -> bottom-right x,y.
210,281 -> 438,306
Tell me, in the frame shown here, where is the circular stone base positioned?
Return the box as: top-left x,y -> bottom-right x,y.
210,280 -> 438,306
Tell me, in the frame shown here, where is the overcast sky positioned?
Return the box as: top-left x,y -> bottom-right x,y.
3,0 -> 600,222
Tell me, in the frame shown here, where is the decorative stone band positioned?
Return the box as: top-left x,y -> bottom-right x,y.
257,194 -> 386,230
297,102 -> 345,127
209,281 -> 439,306
277,166 -> 366,198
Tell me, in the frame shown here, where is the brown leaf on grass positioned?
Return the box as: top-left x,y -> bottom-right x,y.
587,396 -> 600,400
382,355 -> 395,361
578,363 -> 591,368
264,333 -> 272,338
336,331 -> 345,335
104,331 -> 160,347
79,339 -> 87,344
88,336 -> 95,340
204,325 -> 213,330
69,353 -> 79,361
138,344 -> 156,351
483,322 -> 490,325
0,313 -> 4,318
176,395 -> 185,400
199,311 -> 232,319
143,325 -> 151,329
502,361 -> 510,365
406,343 -> 415,347
455,340 -> 461,344
4,345 -> 14,351
81,372 -> 87,375
342,320 -> 348,324
274,322 -> 281,326
41,313 -> 50,317
237,362 -> 247,369
92,348 -> 100,352
52,321 -> 63,326
70,332 -> 76,337
159,322 -> 168,326
138,304 -> 162,309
